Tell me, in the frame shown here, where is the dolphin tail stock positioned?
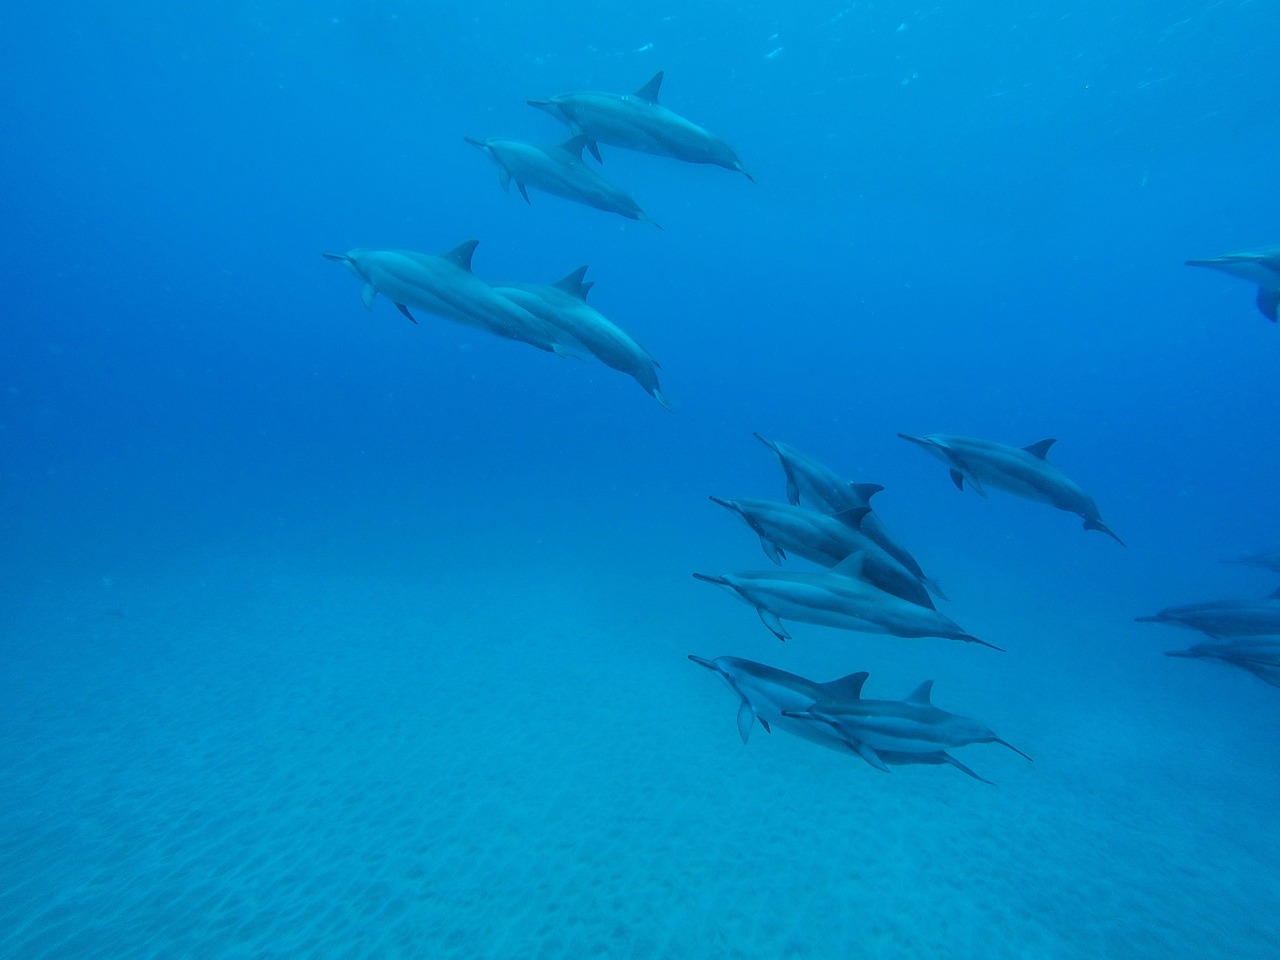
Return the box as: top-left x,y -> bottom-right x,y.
941,752 -> 996,786
1083,517 -> 1126,546
960,633 -> 1006,653
995,738 -> 1033,763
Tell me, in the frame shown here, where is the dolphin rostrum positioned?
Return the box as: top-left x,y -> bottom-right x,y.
782,679 -> 1031,776
1186,247 -> 1280,322
899,433 -> 1123,545
464,135 -> 658,226
492,266 -> 671,409
1136,588 -> 1280,638
528,71 -> 753,180
322,244 -> 567,354
692,554 -> 1000,649
687,655 -> 994,782
753,433 -> 946,599
707,496 -> 936,609
1165,639 -> 1280,688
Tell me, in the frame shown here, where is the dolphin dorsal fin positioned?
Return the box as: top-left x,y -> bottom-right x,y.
636,71 -> 664,102
831,550 -> 866,578
552,265 -> 592,300
850,483 -> 885,503
557,135 -> 589,160
443,239 -> 479,272
818,670 -> 869,701
905,680 -> 934,705
831,505 -> 871,529
1023,438 -> 1057,459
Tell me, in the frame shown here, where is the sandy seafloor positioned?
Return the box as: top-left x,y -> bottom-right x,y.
3,471 -> 1278,960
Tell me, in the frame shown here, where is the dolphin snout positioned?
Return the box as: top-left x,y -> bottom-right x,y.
897,432 -> 931,448
707,496 -> 736,511
687,654 -> 718,671
463,136 -> 487,149
692,572 -> 728,586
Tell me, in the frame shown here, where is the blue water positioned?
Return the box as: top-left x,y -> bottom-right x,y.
4,3 -> 1279,958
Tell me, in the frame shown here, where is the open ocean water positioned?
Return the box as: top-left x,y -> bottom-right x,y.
3,2 -> 1279,958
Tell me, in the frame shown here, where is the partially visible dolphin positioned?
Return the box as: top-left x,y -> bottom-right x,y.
322,244 -> 567,354
1135,588 -> 1280,638
754,433 -> 946,599
464,135 -> 658,226
692,554 -> 1001,650
528,71 -> 753,180
1186,247 -> 1280,322
687,655 -> 993,783
1165,639 -> 1280,688
782,679 -> 1031,775
1222,549 -> 1280,573
899,433 -> 1124,545
492,266 -> 671,409
707,496 -> 936,609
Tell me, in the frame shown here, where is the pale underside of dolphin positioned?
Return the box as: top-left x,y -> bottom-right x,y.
707,496 -> 936,609
692,553 -> 1001,650
687,655 -> 994,783
780,678 -> 1031,778
464,134 -> 658,226
1135,588 -> 1280,638
752,433 -> 946,599
527,71 -> 753,180
899,433 -> 1124,545
1165,639 -> 1280,688
1186,247 -> 1280,322
492,266 -> 671,409
321,243 -> 567,354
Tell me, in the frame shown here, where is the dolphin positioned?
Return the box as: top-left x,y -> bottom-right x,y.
692,554 -> 1001,649
754,433 -> 947,599
322,244 -> 567,354
1135,588 -> 1280,638
527,71 -> 753,180
687,655 -> 994,783
707,496 -> 936,609
1186,247 -> 1280,322
1222,549 -> 1280,573
782,679 -> 1031,775
491,266 -> 671,409
899,433 -> 1123,545
464,135 -> 659,226
1165,639 -> 1280,688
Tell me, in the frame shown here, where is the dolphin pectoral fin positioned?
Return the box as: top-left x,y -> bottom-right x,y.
852,741 -> 891,773
1083,517 -> 1125,546
757,607 -> 791,641
758,536 -> 786,565
923,578 -> 950,601
949,469 -> 965,491
584,137 -> 603,163
785,473 -> 800,506
1257,287 -> 1280,322
942,753 -> 995,785
736,701 -> 755,744
361,283 -> 377,310
394,302 -> 418,324
497,167 -> 512,193
516,181 -> 531,204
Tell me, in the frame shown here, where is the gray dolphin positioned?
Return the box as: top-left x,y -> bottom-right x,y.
782,679 -> 1031,775
1136,588 -> 1280,638
492,266 -> 671,409
692,554 -> 1000,650
687,655 -> 993,783
1165,639 -> 1280,688
1186,247 -> 1280,322
899,433 -> 1123,545
753,433 -> 946,599
322,244 -> 567,354
527,71 -> 753,180
464,135 -> 658,226
1222,549 -> 1280,573
707,496 -> 935,609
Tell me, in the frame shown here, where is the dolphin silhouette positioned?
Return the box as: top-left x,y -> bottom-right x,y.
1186,247 -> 1280,322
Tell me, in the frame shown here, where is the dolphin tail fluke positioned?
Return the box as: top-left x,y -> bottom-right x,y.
942,752 -> 995,785
736,162 -> 755,183
1256,287 -> 1279,322
922,578 -> 950,602
651,389 -> 675,412
1083,517 -> 1125,546
394,302 -> 418,324
995,738 -> 1033,763
960,634 -> 1005,653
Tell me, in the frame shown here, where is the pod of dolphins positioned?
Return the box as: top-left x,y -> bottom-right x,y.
321,72 -> 1278,786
